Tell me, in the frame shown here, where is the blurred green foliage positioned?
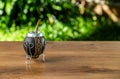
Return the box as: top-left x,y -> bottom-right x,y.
0,0 -> 120,41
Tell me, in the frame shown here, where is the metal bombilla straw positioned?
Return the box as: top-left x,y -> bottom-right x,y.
35,19 -> 41,34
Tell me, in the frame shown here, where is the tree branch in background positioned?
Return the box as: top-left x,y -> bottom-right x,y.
102,4 -> 119,22
72,0 -> 120,22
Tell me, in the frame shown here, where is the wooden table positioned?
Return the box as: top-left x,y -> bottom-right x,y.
0,42 -> 120,79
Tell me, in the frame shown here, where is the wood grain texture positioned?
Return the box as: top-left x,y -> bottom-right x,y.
0,41 -> 120,79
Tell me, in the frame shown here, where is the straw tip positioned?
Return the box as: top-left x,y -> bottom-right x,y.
38,19 -> 41,22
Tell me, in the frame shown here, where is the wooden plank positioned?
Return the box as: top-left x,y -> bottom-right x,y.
0,41 -> 120,79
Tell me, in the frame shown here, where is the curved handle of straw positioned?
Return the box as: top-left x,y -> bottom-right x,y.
35,19 -> 41,33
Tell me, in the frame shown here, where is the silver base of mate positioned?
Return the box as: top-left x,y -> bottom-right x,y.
25,54 -> 45,65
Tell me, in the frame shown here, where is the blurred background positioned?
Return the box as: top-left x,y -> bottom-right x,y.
0,0 -> 120,41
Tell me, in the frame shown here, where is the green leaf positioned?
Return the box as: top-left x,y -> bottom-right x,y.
52,4 -> 62,11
